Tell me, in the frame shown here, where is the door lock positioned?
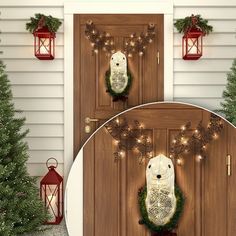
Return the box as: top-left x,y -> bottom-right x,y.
85,117 -> 99,133
157,51 -> 160,65
227,154 -> 231,176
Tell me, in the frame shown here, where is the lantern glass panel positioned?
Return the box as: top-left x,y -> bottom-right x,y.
37,37 -> 51,55
41,182 -> 63,224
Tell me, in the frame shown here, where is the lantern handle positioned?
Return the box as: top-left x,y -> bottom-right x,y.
46,158 -> 58,169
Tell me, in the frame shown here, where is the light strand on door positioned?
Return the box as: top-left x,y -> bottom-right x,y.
170,114 -> 223,165
105,114 -> 223,165
105,117 -> 153,164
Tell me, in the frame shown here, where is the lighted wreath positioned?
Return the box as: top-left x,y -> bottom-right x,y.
85,20 -> 155,101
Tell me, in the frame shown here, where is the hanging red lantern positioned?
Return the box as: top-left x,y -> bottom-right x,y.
182,27 -> 203,60
182,15 -> 203,60
34,26 -> 55,60
40,158 -> 63,225
174,14 -> 213,61
26,14 -> 61,60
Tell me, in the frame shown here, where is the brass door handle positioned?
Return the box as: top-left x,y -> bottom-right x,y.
85,117 -> 99,133
157,51 -> 160,65
85,117 -> 99,124
227,154 -> 231,176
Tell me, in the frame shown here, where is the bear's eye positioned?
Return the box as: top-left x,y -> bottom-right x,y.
148,165 -> 151,169
168,164 -> 171,168
123,57 -> 125,60
112,58 -> 113,60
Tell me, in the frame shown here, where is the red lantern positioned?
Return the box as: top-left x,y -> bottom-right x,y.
34,26 -> 55,60
182,28 -> 203,60
40,158 -> 63,224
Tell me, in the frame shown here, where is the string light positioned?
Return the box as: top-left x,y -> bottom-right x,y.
105,117 -> 153,163
197,155 -> 203,161
124,23 -> 155,57
176,158 -> 183,165
85,20 -> 115,55
170,114 -> 223,164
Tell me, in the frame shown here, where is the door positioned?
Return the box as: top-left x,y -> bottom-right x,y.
83,103 -> 235,236
84,104 -> 205,236
74,14 -> 164,154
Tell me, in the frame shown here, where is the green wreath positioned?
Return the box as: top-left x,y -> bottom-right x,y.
105,70 -> 132,101
138,184 -> 185,233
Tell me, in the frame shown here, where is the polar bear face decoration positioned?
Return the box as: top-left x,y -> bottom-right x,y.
109,51 -> 128,94
145,154 -> 177,226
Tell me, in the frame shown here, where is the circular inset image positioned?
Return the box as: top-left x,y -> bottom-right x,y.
65,102 -> 235,236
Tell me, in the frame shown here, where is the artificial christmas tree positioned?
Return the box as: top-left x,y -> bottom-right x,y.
0,60 -> 48,235
219,59 -> 236,126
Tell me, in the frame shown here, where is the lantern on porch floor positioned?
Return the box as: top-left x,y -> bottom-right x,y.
34,27 -> 55,60
40,158 -> 63,225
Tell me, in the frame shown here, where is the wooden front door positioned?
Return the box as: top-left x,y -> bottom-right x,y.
74,14 -> 164,154
83,103 -> 236,236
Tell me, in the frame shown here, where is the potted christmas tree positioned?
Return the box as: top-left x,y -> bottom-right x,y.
0,61 -> 48,235
218,59 -> 236,126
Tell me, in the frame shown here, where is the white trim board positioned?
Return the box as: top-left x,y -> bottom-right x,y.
64,1 -> 174,235
0,0 -> 64,6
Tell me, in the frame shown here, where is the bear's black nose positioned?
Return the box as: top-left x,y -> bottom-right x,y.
157,175 -> 161,179
116,63 -> 119,66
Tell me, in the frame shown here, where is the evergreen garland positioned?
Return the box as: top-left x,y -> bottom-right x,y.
174,14 -> 213,35
0,61 -> 49,235
218,59 -> 236,126
26,13 -> 62,33
105,70 -> 132,101
138,185 -> 184,233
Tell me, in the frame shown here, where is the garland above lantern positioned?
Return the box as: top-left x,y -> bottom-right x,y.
85,20 -> 155,101
174,14 -> 213,60
26,14 -> 62,60
170,114 -> 223,165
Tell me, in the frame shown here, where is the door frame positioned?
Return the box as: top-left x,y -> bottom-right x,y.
64,2 -> 173,234
63,0 -> 174,182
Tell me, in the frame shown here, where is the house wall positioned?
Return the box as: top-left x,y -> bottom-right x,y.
0,0 -> 235,180
0,0 -> 64,179
174,5 -> 236,110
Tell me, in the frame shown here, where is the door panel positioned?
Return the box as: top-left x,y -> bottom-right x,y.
74,14 -> 164,153
227,124 -> 236,236
202,112 -> 227,236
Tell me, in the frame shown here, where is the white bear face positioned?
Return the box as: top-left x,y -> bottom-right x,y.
109,51 -> 128,94
145,154 -> 177,226
146,154 -> 175,189
110,51 -> 127,73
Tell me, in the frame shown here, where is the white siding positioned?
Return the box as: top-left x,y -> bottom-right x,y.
173,6 -> 236,110
0,2 -> 64,178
